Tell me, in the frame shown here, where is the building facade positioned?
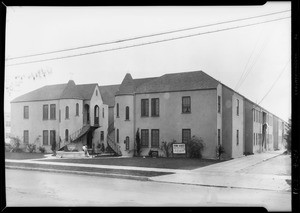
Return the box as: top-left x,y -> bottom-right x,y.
10,80 -> 110,153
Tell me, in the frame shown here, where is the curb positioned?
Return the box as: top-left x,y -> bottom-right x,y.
5,165 -> 151,182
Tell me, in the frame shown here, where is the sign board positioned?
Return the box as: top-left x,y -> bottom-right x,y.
173,143 -> 186,154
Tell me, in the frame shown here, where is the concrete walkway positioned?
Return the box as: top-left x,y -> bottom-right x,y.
150,151 -> 291,191
5,150 -> 290,191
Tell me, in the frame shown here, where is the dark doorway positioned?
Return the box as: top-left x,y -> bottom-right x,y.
87,131 -> 93,148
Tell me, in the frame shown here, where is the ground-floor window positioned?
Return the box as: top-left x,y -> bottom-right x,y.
218,129 -> 221,145
236,130 -> 239,145
141,129 -> 149,147
182,129 -> 191,143
116,129 -> 119,143
50,130 -> 56,146
253,133 -> 255,145
125,136 -> 129,150
23,130 -> 29,144
43,130 -> 49,145
151,129 -> 159,148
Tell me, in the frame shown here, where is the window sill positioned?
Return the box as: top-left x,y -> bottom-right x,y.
125,119 -> 130,121
42,119 -> 49,121
50,118 -> 56,120
182,112 -> 191,114
151,115 -> 160,117
141,115 -> 149,118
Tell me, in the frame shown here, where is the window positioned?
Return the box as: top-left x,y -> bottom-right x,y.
23,130 -> 29,144
43,105 -> 48,120
182,96 -> 191,113
50,130 -> 56,146
217,96 -> 221,113
102,108 -> 104,118
151,98 -> 159,117
141,99 -> 149,117
236,130 -> 239,145
76,103 -> 79,116
59,110 -> 61,122
253,133 -> 255,145
218,129 -> 221,145
125,136 -> 129,150
100,131 -> 104,141
236,99 -> 239,116
141,129 -> 149,147
50,104 -> 56,119
256,133 -> 258,145
151,130 -> 159,148
24,106 -> 29,119
65,129 -> 69,141
116,103 -> 119,117
116,129 -> 119,143
182,129 -> 191,143
125,106 -> 130,120
65,106 -> 69,119
43,130 -> 48,145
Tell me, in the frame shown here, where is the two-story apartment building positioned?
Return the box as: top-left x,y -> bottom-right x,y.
10,80 -> 109,153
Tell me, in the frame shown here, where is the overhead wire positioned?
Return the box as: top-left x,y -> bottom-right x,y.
5,9 -> 291,61
6,16 -> 291,67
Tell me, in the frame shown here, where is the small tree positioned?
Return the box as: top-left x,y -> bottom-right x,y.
135,128 -> 141,157
284,118 -> 291,153
9,136 -> 22,152
186,136 -> 205,159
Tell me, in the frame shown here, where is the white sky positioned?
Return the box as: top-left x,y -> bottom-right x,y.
4,2 -> 291,122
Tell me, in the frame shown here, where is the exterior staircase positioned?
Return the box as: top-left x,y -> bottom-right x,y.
106,122 -> 122,156
58,125 -> 91,151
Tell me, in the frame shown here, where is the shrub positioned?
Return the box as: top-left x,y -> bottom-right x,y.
186,136 -> 205,159
100,143 -> 105,153
38,146 -> 46,153
27,143 -> 36,153
9,136 -> 23,152
160,139 -> 176,158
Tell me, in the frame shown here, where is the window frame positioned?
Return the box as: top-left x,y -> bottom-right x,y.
65,129 -> 69,142
151,98 -> 159,117
218,129 -> 221,145
182,129 -> 191,144
76,103 -> 79,116
23,130 -> 29,145
116,103 -> 119,118
182,96 -> 191,114
125,136 -> 129,150
43,130 -> 49,145
116,129 -> 119,143
151,129 -> 159,148
65,106 -> 69,119
125,106 -> 130,120
23,106 -> 29,119
43,105 -> 49,120
236,129 -> 239,145
141,129 -> 149,148
50,104 -> 56,120
141,99 -> 149,117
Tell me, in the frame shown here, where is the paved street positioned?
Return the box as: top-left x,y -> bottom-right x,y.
6,169 -> 291,210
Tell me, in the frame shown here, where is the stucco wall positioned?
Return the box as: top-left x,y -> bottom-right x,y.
221,86 -> 233,158
114,95 -> 135,157
231,93 -> 244,158
11,100 -> 60,153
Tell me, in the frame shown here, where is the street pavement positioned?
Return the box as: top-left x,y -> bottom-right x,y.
5,169 -> 291,210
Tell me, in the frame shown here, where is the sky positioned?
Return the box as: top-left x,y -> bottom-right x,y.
4,2 -> 291,122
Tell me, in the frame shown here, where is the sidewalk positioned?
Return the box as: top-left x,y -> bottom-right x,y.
5,151 -> 289,191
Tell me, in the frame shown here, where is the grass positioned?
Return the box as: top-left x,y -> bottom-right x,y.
41,156 -> 226,170
5,152 -> 47,160
5,161 -> 173,177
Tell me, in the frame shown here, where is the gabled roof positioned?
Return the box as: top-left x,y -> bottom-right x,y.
116,70 -> 219,95
99,84 -> 120,107
11,81 -> 98,103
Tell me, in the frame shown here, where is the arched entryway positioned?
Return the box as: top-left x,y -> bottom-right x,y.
94,105 -> 99,126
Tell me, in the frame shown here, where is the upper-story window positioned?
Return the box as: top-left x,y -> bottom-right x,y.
43,105 -> 48,120
125,106 -> 130,120
116,103 -> 119,117
50,104 -> 56,120
76,103 -> 79,116
24,106 -> 29,119
182,96 -> 191,113
65,106 -> 69,119
141,99 -> 149,117
236,99 -> 239,116
217,96 -> 221,113
151,98 -> 159,117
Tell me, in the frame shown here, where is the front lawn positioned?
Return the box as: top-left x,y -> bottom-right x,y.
5,152 -> 46,160
42,157 -> 227,170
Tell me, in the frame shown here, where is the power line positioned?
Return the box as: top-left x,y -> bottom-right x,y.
6,9 -> 291,61
234,27 -> 264,90
235,34 -> 271,91
258,58 -> 291,105
6,16 -> 291,67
